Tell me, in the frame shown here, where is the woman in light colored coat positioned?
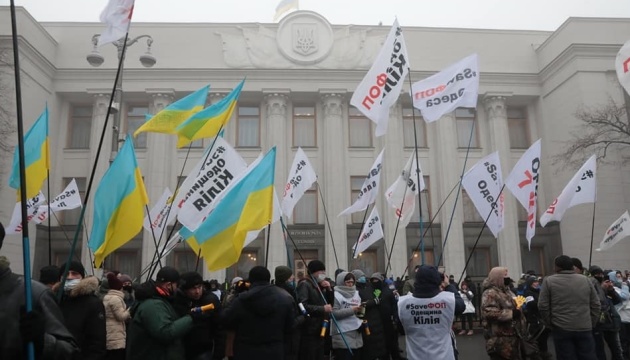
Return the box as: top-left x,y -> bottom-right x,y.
331,271 -> 363,360
103,273 -> 130,360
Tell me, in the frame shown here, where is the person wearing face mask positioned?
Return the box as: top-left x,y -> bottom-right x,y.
57,260 -> 107,360
589,266 -> 624,360
608,270 -> 630,360
103,273 -> 130,360
118,274 -> 135,308
522,276 -> 551,359
371,272 -> 403,360
126,266 -> 196,360
275,265 -> 304,360
297,259 -> 334,360
351,269 -> 388,360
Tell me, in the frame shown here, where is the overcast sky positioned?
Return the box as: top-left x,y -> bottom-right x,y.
2,0 -> 630,31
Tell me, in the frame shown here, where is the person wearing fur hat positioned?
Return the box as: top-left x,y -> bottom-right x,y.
297,259 -> 334,360
173,271 -> 222,360
57,260 -> 107,360
103,273 -> 130,360
398,265 -> 464,360
0,222 -> 80,359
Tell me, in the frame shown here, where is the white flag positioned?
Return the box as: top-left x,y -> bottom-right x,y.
616,40 -> 630,96
177,137 -> 248,231
6,192 -> 46,235
33,179 -> 83,224
411,54 -> 479,123
143,188 -> 178,237
596,211 -> 630,252
385,152 -> 425,227
244,189 -> 282,248
98,0 -> 135,47
505,139 -> 541,247
350,19 -> 410,136
281,148 -> 318,218
339,149 -> 385,216
461,152 -> 505,238
352,207 -> 384,258
540,155 -> 597,227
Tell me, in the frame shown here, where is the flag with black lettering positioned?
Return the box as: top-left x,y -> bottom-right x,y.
6,192 -> 46,234
350,19 -> 409,137
384,152 -> 425,227
339,149 -> 384,216
540,155 -> 596,227
411,54 -> 479,123
596,211 -> 630,252
352,207 -> 384,258
33,179 -> 83,224
143,188 -> 177,237
505,139 -> 541,248
281,148 -> 318,218
461,152 -> 504,238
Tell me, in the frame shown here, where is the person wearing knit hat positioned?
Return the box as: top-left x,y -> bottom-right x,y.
274,265 -> 301,359
39,265 -> 60,289
179,271 -> 204,292
275,265 -> 294,288
398,265 -> 465,360
307,259 -> 326,275
297,259 -> 333,360
107,272 -> 123,291
103,272 -> 130,358
59,260 -> 86,280
117,274 -> 134,308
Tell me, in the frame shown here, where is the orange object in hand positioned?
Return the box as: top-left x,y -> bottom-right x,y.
191,303 -> 215,314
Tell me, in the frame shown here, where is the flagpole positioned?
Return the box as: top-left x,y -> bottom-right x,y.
144,204 -> 163,269
47,169 -> 52,265
279,217 -> 294,268
351,204 -> 371,260
264,224 -> 272,268
316,182 -> 340,270
82,218 -> 96,276
10,2 -> 35,358
437,111 -> 477,267
588,201 -> 597,268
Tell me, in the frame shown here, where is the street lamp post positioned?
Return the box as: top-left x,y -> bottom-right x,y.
86,34 -> 156,161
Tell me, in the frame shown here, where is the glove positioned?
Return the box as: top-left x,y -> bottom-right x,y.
189,310 -> 211,324
20,307 -> 45,351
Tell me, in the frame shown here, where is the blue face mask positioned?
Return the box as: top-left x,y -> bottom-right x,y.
357,276 -> 367,284
286,280 -> 296,289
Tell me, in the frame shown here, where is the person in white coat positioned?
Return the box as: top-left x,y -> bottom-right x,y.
458,281 -> 475,336
103,272 -> 130,360
331,271 -> 363,360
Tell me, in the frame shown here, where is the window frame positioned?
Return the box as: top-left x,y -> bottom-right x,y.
236,105 -> 261,148
507,106 -> 530,149
348,107 -> 373,148
292,105 -> 317,148
455,109 -> 479,149
67,104 -> 93,149
402,107 -> 428,148
124,104 -> 149,149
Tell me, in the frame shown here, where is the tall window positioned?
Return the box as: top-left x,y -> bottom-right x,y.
68,105 -> 93,149
293,184 -> 318,224
293,106 -> 316,147
402,107 -> 427,148
507,107 -> 530,149
462,190 -> 484,223
61,177 -> 86,225
348,107 -> 372,147
125,106 -> 148,149
455,109 -> 478,148
237,106 -> 260,147
466,247 -> 491,276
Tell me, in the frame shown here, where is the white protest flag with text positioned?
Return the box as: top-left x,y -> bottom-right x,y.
411,54 -> 479,123
33,179 -> 83,224
98,0 -> 135,47
540,155 -> 596,227
350,19 -> 410,136
385,152 -> 425,227
143,188 -> 177,237
177,137 -> 248,231
597,211 -> 630,252
6,192 -> 46,235
352,207 -> 384,258
616,40 -> 630,96
339,149 -> 385,216
281,148 -> 318,218
505,139 -> 542,247
461,152 -> 504,238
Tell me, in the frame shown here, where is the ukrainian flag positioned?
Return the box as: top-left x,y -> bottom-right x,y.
133,84 -> 209,137
89,136 -> 149,267
181,147 -> 276,271
274,0 -> 299,21
175,80 -> 244,148
9,107 -> 50,199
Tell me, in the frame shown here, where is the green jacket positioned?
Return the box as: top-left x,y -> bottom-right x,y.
126,290 -> 193,360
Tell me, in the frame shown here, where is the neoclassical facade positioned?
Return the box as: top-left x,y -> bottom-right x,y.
1,7 -> 630,282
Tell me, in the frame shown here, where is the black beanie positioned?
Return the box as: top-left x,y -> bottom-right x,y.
413,265 -> 442,297
554,255 -> 574,271
60,261 -> 86,279
249,266 -> 271,283
39,265 -> 60,285
180,271 -> 204,290
307,260 -> 326,274
589,265 -> 604,276
107,272 -> 123,291
275,266 -> 293,284
156,266 -> 180,283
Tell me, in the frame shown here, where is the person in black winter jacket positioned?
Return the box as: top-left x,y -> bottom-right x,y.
173,271 -> 222,360
370,273 -> 403,360
222,266 -> 295,360
353,269 -> 388,360
522,276 -> 552,359
274,265 -> 304,360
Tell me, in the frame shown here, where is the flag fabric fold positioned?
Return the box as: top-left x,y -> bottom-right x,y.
5,192 -> 46,235
89,136 -> 149,267
384,152 -> 425,227
540,155 -> 596,227
616,40 -> 630,96
134,85 -> 210,137
98,0 -> 135,47
596,211 -> 630,252
339,149 -> 385,216
34,179 -> 83,224
143,187 -> 177,237
352,207 -> 384,258
273,0 -> 299,21
350,19 -> 409,137
9,106 -> 50,199
281,148 -> 318,218
181,147 -> 276,271
175,80 -> 244,148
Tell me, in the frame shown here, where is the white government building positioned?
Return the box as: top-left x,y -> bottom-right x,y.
1,6 -> 630,283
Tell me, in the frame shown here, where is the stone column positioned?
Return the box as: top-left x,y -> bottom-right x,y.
435,112 -> 466,276
484,95 -> 523,278
263,92 -> 290,272
320,92 -> 348,271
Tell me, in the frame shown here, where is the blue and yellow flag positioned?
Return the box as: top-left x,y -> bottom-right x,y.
89,136 -> 149,267
175,80 -> 244,148
274,0 -> 299,21
133,84 -> 209,137
181,147 -> 276,271
9,106 -> 50,199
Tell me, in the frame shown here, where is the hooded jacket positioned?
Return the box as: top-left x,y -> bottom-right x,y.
221,281 -> 295,360
481,267 -> 520,359
58,276 -> 107,360
609,272 -> 630,323
103,289 -> 130,350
